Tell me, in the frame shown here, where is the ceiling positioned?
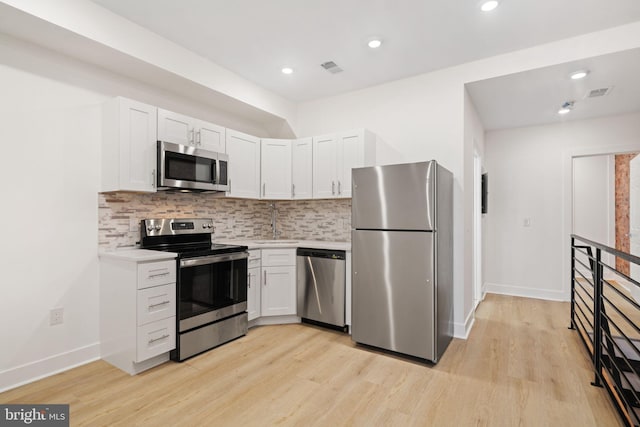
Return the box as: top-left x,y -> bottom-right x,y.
466,48 -> 640,130
90,0 -> 640,103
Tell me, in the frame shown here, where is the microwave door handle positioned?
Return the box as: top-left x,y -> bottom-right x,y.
213,160 -> 218,185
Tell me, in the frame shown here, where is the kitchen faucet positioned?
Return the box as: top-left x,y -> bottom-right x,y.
269,202 -> 281,240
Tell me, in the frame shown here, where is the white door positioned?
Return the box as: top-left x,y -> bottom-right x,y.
261,139 -> 292,199
313,134 -> 337,198
261,266 -> 296,316
247,267 -> 261,321
157,109 -> 194,146
119,98 -> 157,192
226,130 -> 261,198
337,131 -> 363,198
630,155 -> 640,282
292,137 -> 313,199
197,120 -> 225,152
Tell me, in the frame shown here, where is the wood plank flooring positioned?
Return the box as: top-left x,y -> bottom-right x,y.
0,294 -> 623,426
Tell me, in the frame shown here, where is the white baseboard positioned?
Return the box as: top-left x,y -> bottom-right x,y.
485,282 -> 568,302
453,309 -> 475,339
0,343 -> 100,393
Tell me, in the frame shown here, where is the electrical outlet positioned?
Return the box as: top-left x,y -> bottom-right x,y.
50,308 -> 64,326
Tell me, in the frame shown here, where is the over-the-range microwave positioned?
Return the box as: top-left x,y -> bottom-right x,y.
157,141 -> 229,192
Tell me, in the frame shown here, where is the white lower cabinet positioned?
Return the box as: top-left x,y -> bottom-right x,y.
261,265 -> 296,316
100,253 -> 177,375
247,248 -> 297,323
247,249 -> 262,321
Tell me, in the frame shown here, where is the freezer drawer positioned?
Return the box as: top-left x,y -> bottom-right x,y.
352,161 -> 436,231
351,230 -> 435,360
296,248 -> 346,328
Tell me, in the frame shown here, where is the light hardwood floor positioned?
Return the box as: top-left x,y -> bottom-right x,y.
0,294 -> 622,426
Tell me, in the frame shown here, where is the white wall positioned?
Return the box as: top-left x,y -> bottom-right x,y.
573,155 -> 615,275
464,90 -> 486,332
297,22 -> 640,337
0,0 -> 297,131
0,34 -> 272,391
484,113 -> 640,302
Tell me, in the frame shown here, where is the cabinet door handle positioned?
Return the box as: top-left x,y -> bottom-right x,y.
292,183 -> 295,198
332,181 -> 335,195
263,270 -> 267,286
263,182 -> 266,197
189,129 -> 194,144
248,273 -> 251,288
148,334 -> 170,344
228,179 -> 231,193
148,300 -> 171,309
338,180 -> 341,195
151,169 -> 156,188
196,130 -> 201,145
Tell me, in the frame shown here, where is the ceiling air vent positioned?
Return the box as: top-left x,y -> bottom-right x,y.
321,61 -> 343,74
586,87 -> 613,98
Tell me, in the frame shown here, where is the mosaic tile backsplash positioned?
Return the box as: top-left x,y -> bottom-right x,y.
98,192 -> 351,250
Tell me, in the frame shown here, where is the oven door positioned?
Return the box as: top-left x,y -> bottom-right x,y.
178,252 -> 248,332
158,141 -> 219,191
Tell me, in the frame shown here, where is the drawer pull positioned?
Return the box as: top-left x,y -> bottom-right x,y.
148,271 -> 170,278
148,300 -> 171,309
148,334 -> 170,344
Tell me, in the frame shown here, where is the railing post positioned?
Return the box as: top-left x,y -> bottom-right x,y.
569,236 -> 576,330
591,247 -> 603,387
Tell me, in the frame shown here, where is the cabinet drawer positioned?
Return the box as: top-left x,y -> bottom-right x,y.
137,260 -> 176,289
261,249 -> 295,267
248,249 -> 261,269
136,317 -> 176,362
137,283 -> 176,326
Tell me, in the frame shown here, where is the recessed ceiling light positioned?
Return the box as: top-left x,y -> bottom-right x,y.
558,108 -> 571,115
368,39 -> 382,49
480,1 -> 499,12
281,67 -> 293,75
570,70 -> 589,80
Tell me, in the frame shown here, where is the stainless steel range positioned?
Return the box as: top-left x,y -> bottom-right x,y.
140,218 -> 249,361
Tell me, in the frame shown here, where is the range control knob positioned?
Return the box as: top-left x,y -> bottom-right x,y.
146,226 -> 154,232
203,223 -> 208,229
208,223 -> 213,229
155,225 -> 161,231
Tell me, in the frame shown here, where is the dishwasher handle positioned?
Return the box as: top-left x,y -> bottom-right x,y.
296,248 -> 346,260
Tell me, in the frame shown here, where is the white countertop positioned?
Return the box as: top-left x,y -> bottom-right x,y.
99,248 -> 178,262
216,239 -> 351,251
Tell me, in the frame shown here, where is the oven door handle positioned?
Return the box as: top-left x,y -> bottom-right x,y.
180,251 -> 248,268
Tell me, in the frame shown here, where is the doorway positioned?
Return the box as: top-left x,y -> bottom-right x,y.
474,150 -> 483,309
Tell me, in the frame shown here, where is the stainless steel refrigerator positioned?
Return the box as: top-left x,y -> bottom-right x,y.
351,160 -> 453,363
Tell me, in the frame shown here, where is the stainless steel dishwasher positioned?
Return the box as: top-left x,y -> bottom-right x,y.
296,248 -> 347,331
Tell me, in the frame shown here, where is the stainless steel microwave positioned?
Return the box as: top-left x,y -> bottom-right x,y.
157,141 -> 229,192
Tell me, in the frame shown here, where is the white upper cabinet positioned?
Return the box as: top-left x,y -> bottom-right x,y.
312,134 -> 338,198
313,129 -> 376,199
226,129 -> 261,198
292,138 -> 313,199
101,97 -> 157,193
157,108 -> 225,153
197,120 -> 226,152
261,139 -> 292,199
336,130 -> 373,198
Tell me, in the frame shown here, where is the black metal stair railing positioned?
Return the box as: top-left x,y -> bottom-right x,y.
571,235 -> 640,426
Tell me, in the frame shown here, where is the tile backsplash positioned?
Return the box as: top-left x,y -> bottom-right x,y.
98,192 -> 351,250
